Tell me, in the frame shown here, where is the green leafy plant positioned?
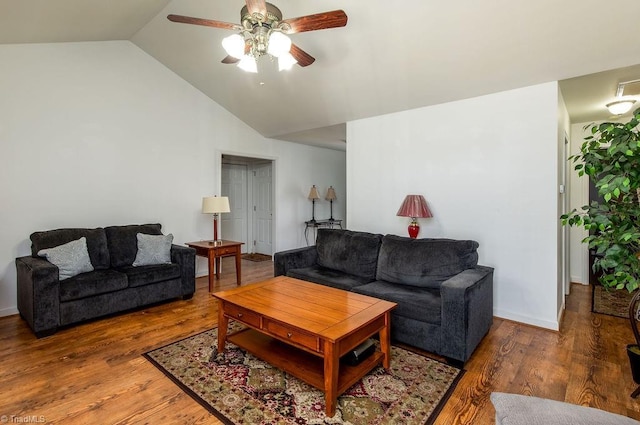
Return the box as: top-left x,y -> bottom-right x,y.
561,108 -> 640,292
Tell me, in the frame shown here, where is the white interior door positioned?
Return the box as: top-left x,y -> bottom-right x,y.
221,163 -> 248,252
252,162 -> 273,255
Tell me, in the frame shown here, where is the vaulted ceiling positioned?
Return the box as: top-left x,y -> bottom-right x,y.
3,0 -> 640,151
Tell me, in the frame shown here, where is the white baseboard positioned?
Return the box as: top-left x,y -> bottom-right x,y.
0,306 -> 19,317
494,309 -> 559,331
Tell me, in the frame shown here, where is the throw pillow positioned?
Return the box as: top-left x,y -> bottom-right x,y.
37,236 -> 94,280
132,233 -> 173,267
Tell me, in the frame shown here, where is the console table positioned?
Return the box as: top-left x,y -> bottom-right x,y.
185,240 -> 244,291
304,219 -> 343,245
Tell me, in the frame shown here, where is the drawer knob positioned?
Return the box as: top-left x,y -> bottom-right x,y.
237,313 -> 243,318
287,332 -> 292,338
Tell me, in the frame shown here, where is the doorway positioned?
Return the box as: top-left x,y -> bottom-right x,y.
221,155 -> 274,255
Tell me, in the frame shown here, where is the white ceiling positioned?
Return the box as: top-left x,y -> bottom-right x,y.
3,0 -> 640,151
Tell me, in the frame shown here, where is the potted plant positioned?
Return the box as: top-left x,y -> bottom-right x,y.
561,107 -> 640,397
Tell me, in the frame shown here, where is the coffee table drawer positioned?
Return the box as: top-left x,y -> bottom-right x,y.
264,319 -> 319,352
225,303 -> 261,328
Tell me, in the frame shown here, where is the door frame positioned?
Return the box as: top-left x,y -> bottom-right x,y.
217,151 -> 277,255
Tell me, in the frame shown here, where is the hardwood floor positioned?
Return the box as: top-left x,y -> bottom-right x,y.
1,258 -> 638,424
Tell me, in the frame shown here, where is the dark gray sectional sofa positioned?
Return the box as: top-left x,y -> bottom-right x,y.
16,223 -> 196,337
274,228 -> 494,364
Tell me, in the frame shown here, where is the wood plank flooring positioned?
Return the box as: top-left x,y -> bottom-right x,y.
1,257 -> 639,424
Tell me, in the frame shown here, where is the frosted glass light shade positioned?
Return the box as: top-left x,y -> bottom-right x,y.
606,99 -> 636,115
221,34 -> 245,59
237,55 -> 258,73
267,31 -> 292,57
278,52 -> 297,71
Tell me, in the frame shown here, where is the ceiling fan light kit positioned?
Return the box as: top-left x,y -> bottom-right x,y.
168,1 -> 347,73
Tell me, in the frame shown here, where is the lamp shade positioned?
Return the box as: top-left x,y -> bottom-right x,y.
237,55 -> 258,73
278,52 -> 297,71
308,185 -> 320,200
325,186 -> 337,201
396,195 -> 432,219
202,196 -> 230,214
222,33 -> 245,59
267,31 -> 292,58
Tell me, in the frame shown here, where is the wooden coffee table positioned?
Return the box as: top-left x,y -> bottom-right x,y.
213,276 -> 397,417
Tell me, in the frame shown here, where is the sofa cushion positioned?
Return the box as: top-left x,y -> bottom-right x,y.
491,392 -> 640,425
118,263 -> 181,288
105,224 -> 162,268
287,265 -> 374,291
37,237 -> 95,280
316,229 -> 383,280
133,233 -> 173,266
376,235 -> 479,288
353,280 -> 442,325
59,269 -> 128,302
30,227 -> 110,270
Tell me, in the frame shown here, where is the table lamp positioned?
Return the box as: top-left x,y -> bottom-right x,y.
325,186 -> 337,220
202,196 -> 230,244
396,194 -> 433,238
308,185 -> 320,222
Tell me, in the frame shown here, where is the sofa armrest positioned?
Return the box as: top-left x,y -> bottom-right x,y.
171,245 -> 196,297
440,265 -> 494,363
16,255 -> 61,337
273,246 -> 318,277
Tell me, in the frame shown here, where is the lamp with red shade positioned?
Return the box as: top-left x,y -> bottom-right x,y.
396,195 -> 433,238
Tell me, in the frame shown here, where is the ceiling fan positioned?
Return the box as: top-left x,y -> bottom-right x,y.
167,1 -> 348,72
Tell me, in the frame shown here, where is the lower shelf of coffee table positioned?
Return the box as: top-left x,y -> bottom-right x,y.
226,327 -> 384,395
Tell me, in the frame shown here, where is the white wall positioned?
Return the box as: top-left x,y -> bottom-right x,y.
0,40 -> 345,316
347,82 -> 562,330
557,86 -> 571,318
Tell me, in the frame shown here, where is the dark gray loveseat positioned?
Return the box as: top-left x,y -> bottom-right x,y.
274,229 -> 494,364
16,223 -> 196,337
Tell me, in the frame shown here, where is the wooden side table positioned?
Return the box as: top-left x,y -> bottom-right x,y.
185,240 -> 244,291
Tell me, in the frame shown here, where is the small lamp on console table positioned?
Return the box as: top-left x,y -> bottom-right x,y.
202,196 -> 231,245
325,186 -> 337,220
396,194 -> 433,238
308,185 -> 320,222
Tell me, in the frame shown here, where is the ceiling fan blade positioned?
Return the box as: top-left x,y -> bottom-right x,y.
167,14 -> 241,31
221,56 -> 240,64
290,44 -> 315,67
280,10 -> 347,34
245,0 -> 267,18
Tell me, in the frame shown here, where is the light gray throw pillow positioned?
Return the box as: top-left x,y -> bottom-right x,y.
491,392 -> 640,425
132,233 -> 173,266
37,236 -> 94,280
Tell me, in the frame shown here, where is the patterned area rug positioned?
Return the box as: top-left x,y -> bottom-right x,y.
242,253 -> 272,262
144,325 -> 464,425
592,285 -> 635,318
